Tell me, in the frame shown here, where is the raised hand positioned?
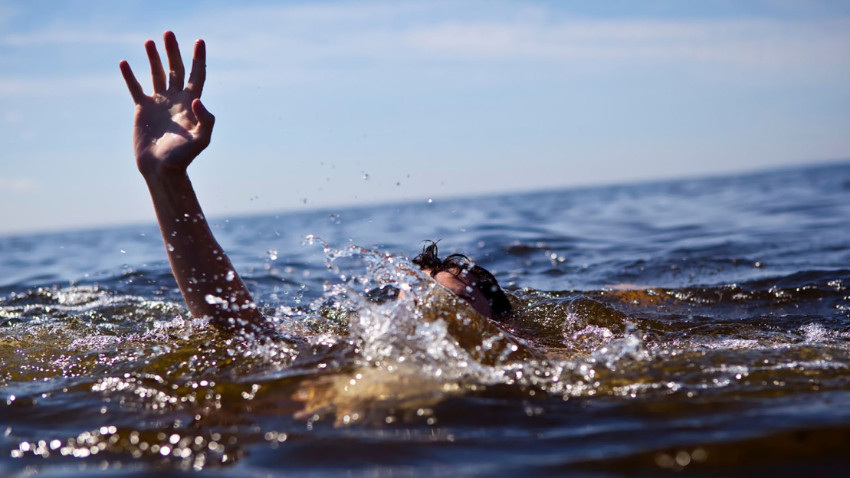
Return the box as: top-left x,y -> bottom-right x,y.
119,31 -> 214,177
118,32 -> 266,335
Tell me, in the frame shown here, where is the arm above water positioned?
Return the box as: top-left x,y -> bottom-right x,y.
119,31 -> 265,333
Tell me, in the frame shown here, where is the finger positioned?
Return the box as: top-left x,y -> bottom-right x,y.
192,98 -> 215,146
119,60 -> 145,104
163,31 -> 185,92
187,39 -> 206,98
145,39 -> 167,94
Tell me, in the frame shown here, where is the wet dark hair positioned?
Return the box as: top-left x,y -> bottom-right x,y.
412,241 -> 512,318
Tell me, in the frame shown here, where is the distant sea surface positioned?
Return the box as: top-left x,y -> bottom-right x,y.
2,162 -> 850,477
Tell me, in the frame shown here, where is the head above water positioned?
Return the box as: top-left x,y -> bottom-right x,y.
412,242 -> 512,320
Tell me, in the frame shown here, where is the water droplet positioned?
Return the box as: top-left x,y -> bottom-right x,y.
267,249 -> 278,261
427,198 -> 433,204
362,173 -> 369,180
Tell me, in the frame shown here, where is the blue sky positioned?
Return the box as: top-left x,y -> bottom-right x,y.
1,0 -> 849,236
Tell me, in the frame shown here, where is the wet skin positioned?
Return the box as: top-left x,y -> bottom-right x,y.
425,268 -> 494,319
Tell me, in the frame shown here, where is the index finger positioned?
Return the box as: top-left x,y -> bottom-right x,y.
119,60 -> 145,104
186,39 -> 206,98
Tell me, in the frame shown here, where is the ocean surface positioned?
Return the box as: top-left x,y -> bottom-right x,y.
2,161 -> 850,477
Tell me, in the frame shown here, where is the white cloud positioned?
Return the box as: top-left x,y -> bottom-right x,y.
0,177 -> 37,192
186,4 -> 850,89
402,17 -> 850,68
0,30 -> 139,47
195,3 -> 850,66
0,74 -> 118,97
3,2 -> 849,98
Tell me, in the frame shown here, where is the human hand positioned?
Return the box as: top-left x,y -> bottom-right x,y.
119,31 -> 214,177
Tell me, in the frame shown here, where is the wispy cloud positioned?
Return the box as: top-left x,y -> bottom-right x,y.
189,3 -> 850,85
0,74 -> 118,97
0,177 -> 37,192
2,1 -> 849,98
0,30 -> 139,47
403,18 -> 850,68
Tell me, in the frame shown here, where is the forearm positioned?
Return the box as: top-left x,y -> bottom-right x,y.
122,33 -> 268,334
144,171 -> 263,331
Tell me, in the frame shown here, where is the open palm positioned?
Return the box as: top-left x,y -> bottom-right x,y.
119,31 -> 214,176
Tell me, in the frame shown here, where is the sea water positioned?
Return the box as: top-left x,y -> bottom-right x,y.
1,162 -> 849,476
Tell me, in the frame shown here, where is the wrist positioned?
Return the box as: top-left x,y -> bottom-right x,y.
142,165 -> 192,198
138,157 -> 188,183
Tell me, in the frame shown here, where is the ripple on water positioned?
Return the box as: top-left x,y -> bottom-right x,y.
3,163 -> 850,474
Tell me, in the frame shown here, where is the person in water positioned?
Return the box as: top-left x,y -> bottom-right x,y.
119,31 -> 512,334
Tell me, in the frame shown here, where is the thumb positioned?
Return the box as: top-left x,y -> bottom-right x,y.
192,98 -> 215,144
